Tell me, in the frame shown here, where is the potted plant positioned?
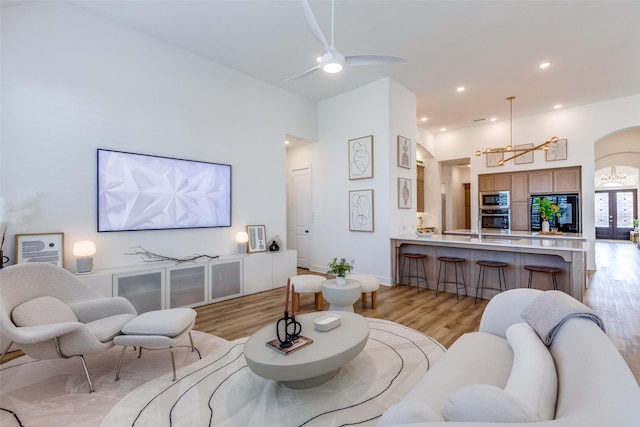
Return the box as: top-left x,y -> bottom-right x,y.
532,197 -> 561,232
633,218 -> 639,231
327,257 -> 354,285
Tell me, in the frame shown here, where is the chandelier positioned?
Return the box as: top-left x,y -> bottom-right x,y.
600,166 -> 627,183
475,96 -> 560,166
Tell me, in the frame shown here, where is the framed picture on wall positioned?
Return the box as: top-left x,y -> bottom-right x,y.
398,178 -> 412,209
15,232 -> 64,267
349,189 -> 374,232
486,151 -> 503,167
514,143 -> 534,164
397,135 -> 411,169
246,225 -> 267,253
348,135 -> 374,180
546,138 -> 568,161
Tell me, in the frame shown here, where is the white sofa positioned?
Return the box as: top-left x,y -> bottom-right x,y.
379,288 -> 640,426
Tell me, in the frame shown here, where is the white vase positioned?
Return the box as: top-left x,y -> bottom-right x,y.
336,276 -> 346,285
542,220 -> 550,233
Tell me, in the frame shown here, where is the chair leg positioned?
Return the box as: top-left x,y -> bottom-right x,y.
0,340 -> 14,364
315,292 -> 323,310
371,291 -> 378,309
294,292 -> 300,312
361,292 -> 368,306
78,355 -> 95,393
115,346 -> 128,381
169,346 -> 177,381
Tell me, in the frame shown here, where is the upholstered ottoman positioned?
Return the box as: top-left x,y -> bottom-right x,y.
347,273 -> 381,308
114,308 -> 200,381
290,275 -> 326,311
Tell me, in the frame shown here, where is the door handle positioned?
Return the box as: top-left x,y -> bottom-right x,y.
305,230 -> 309,233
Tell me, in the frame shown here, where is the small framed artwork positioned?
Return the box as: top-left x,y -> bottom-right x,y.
15,232 -> 64,267
397,135 -> 411,169
486,151 -> 503,167
348,135 -> 374,180
514,143 -> 534,164
546,138 -> 568,161
349,189 -> 374,232
398,178 -> 412,209
246,225 -> 267,253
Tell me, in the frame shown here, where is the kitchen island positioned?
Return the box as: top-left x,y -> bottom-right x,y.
445,228 -> 586,240
391,234 -> 588,301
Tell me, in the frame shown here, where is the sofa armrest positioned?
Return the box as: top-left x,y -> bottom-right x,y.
479,289 -> 542,338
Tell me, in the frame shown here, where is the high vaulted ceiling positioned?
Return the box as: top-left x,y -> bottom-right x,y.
24,1 -> 640,133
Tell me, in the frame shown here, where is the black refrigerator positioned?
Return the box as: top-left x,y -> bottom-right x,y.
530,194 -> 580,233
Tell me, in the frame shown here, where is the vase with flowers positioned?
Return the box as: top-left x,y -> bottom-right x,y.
327,257 -> 354,285
532,196 -> 561,233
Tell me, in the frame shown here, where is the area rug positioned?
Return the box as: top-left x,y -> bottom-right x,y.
101,318 -> 445,427
0,331 -> 229,427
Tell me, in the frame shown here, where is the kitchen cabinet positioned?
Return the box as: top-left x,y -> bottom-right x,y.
529,171 -> 553,194
554,167 -> 581,193
478,174 -> 511,192
511,173 -> 529,202
510,201 -> 530,231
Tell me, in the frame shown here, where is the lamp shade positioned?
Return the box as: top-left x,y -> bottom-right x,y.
73,240 -> 96,257
235,232 -> 249,243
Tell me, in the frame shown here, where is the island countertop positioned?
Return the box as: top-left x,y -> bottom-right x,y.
444,229 -> 586,240
390,234 -> 588,301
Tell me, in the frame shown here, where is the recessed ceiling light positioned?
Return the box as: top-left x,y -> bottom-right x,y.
440,127 -> 447,132
456,86 -> 465,93
539,62 -> 551,69
554,104 -> 562,109
490,117 -> 497,122
421,117 -> 428,122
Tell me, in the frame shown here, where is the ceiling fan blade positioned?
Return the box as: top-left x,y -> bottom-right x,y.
345,55 -> 407,67
301,0 -> 331,53
284,64 -> 322,82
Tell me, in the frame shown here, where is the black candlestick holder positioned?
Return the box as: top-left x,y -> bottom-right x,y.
276,311 -> 302,348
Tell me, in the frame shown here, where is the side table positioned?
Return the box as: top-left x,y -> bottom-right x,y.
321,278 -> 362,312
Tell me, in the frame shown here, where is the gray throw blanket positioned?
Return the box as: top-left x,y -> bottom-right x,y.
521,290 -> 606,345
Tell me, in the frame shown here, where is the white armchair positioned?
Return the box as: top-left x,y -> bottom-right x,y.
0,263 -> 137,392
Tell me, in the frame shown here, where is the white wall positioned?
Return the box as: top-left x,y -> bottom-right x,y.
432,94 -> 640,269
1,2 -> 316,270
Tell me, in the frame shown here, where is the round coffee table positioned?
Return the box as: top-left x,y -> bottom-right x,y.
322,278 -> 362,311
244,311 -> 369,389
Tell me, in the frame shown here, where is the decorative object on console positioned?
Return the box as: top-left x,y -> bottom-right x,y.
328,257 -> 354,285
349,189 -> 374,232
474,97 -> 564,166
269,240 -> 280,252
73,240 -> 96,274
348,135 -> 374,180
246,224 -> 267,253
397,135 -> 411,169
15,232 -> 64,267
235,231 -> 249,254
124,246 -> 219,263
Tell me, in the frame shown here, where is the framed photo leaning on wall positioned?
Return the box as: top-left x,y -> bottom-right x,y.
246,225 -> 267,253
15,232 -> 64,267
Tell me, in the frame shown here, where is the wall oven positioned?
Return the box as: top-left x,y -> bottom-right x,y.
480,209 -> 510,230
480,191 -> 510,209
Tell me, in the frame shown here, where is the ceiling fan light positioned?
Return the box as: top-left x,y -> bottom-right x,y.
323,62 -> 343,73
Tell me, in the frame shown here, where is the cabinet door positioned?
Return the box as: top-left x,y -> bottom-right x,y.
494,174 -> 511,191
478,175 -> 495,192
167,264 -> 207,308
272,250 -> 297,289
77,271 -> 113,297
529,171 -> 553,194
554,167 -> 581,193
511,173 -> 529,202
511,201 -> 530,231
209,259 -> 243,303
243,253 -> 273,295
114,269 -> 164,314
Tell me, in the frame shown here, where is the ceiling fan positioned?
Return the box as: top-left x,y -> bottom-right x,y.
285,0 -> 406,81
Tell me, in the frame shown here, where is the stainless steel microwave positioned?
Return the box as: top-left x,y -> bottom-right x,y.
480,191 -> 510,209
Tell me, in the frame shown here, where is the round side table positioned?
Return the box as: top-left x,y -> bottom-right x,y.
321,278 -> 362,312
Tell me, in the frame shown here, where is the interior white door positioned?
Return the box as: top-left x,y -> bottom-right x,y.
291,167 -> 311,269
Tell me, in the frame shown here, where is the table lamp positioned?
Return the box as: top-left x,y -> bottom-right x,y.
236,232 -> 249,254
73,240 -> 96,273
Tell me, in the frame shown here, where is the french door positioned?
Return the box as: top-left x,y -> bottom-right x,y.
595,189 -> 637,240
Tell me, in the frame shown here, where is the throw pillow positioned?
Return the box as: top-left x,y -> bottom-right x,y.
12,296 -> 78,326
441,383 -> 537,422
378,401 -> 445,426
505,322 -> 558,420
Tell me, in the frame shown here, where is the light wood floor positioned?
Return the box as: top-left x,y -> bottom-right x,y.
195,240 -> 640,384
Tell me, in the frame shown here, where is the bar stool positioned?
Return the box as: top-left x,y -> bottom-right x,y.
474,260 -> 508,303
436,257 -> 467,299
399,253 -> 428,292
524,265 -> 562,291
